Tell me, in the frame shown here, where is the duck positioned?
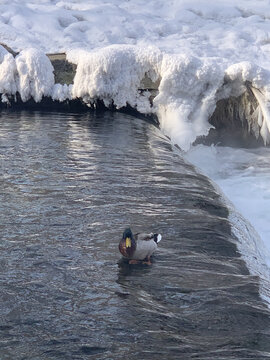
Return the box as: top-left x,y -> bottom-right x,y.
119,228 -> 162,265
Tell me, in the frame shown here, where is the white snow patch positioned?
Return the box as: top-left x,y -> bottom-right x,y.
52,83 -> 72,102
67,45 -> 161,112
154,55 -> 224,151
15,48 -> 54,102
0,45 -> 17,96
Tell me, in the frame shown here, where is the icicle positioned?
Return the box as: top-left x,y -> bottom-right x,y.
251,87 -> 270,145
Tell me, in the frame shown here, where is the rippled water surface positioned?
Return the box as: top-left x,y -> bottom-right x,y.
0,111 -> 270,360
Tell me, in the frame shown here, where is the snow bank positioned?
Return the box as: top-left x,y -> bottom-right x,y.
1,0 -> 270,69
16,48 -> 54,102
65,46 -> 227,150
0,45 -> 54,103
66,46 -> 270,150
3,41 -> 270,150
67,45 -> 161,112
0,46 -> 17,98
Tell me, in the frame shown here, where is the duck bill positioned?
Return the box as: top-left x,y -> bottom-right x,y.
125,237 -> 132,248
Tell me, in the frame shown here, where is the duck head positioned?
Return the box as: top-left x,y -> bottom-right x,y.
123,228 -> 133,247
119,228 -> 136,258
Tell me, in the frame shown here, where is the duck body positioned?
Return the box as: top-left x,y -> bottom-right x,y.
119,228 -> 162,264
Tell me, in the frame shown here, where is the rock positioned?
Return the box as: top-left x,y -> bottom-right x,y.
199,84 -> 265,147
47,53 -> 77,85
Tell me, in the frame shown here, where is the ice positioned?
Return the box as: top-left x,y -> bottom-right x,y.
250,88 -> 270,144
67,45 -> 161,111
2,1 -> 270,147
0,45 -> 55,102
66,46 -> 226,150
155,54 -> 224,151
15,48 -> 54,102
0,46 -> 17,97
52,83 -> 72,102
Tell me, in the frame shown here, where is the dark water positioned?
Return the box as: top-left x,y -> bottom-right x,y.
0,111 -> 270,360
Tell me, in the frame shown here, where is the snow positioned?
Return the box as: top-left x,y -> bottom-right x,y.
0,46 -> 16,97
67,45 -> 161,111
15,48 -> 54,102
0,46 -> 54,103
156,54 -> 224,150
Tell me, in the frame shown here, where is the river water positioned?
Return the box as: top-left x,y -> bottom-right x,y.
0,111 -> 270,359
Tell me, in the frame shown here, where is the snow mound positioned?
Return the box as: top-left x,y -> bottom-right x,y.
0,46 -> 17,97
2,42 -> 270,149
0,45 -> 54,103
67,45 -> 161,112
155,54 -> 224,151
16,48 -> 54,102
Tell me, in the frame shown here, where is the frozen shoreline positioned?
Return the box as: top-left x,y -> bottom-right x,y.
0,43 -> 268,148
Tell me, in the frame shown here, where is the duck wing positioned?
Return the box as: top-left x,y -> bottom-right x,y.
135,233 -> 162,243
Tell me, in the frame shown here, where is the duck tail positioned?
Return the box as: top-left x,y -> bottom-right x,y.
153,234 -> 162,243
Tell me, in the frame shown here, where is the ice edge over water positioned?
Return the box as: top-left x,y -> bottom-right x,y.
2,43 -> 270,150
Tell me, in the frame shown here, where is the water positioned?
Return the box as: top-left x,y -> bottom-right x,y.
186,145 -> 270,255
185,145 -> 270,301
0,111 -> 270,360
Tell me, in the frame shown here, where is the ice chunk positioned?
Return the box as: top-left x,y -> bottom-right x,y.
67,45 -> 161,112
0,45 -> 17,96
154,54 -> 224,151
15,48 -> 54,102
52,83 -> 72,102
